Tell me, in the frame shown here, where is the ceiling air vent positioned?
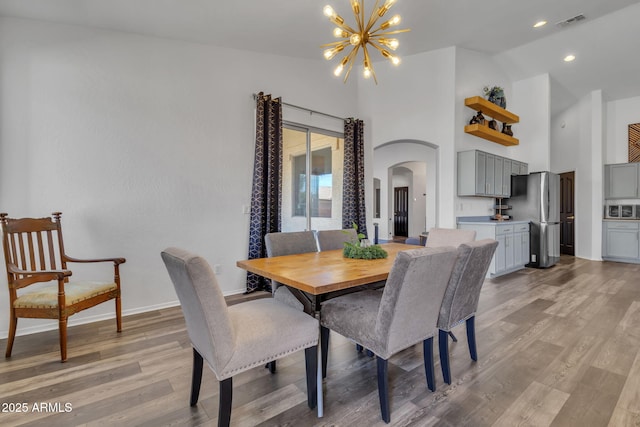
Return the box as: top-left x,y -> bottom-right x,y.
556,14 -> 586,27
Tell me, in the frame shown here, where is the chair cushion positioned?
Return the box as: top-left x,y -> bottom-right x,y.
274,286 -> 304,311
320,290 -> 382,352
220,298 -> 319,379
13,281 -> 117,309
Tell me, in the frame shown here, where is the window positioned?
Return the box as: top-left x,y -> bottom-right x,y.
282,125 -> 344,232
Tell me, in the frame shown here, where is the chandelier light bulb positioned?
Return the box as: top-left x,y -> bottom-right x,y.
391,56 -> 401,65
323,5 -> 335,17
323,5 -> 344,25
380,38 -> 399,50
350,0 -> 360,14
380,14 -> 401,30
363,66 -> 372,79
323,45 -> 344,60
334,27 -> 348,38
350,33 -> 362,45
334,56 -> 349,76
378,0 -> 397,17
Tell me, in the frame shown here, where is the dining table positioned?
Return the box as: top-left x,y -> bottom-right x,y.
236,241 -> 422,417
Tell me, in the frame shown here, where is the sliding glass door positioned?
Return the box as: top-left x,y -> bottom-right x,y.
282,125 -> 344,232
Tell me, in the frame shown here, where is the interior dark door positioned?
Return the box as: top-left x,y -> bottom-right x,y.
560,171 -> 575,256
394,186 -> 409,237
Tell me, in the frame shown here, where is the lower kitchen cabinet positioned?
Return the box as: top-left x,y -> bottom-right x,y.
458,221 -> 530,277
602,220 -> 640,263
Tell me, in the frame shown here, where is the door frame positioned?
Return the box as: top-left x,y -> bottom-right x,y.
393,186 -> 409,237
559,171 -> 575,256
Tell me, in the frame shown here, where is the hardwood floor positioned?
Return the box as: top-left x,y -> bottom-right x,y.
1,256 -> 640,426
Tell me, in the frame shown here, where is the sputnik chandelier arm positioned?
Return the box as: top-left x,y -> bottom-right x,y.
322,0 -> 410,83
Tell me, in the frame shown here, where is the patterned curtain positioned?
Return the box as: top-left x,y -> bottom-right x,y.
246,92 -> 282,292
342,118 -> 368,237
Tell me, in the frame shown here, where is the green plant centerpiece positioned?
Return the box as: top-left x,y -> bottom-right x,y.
342,223 -> 388,260
483,85 -> 506,109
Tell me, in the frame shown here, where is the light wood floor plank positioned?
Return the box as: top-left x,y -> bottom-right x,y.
492,381 -> 569,427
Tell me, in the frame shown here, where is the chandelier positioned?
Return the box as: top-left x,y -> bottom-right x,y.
322,0 -> 410,83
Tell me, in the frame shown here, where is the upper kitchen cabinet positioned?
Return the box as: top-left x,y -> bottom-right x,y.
464,97 -> 520,146
605,163 -> 640,199
457,150 -> 528,198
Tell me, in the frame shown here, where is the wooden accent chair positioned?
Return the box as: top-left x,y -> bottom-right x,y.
1,212 -> 125,362
320,246 -> 459,423
161,247 -> 318,427
437,239 -> 498,385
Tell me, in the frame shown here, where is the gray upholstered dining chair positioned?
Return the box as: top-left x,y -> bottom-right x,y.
425,227 -> 476,248
320,246 -> 459,423
437,239 -> 498,385
161,247 -> 319,427
317,228 -> 382,361
316,228 -> 358,251
265,231 -> 318,310
264,231 -> 318,373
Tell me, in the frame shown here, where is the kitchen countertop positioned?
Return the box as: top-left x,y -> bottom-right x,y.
457,216 -> 530,225
603,218 -> 640,221
457,220 -> 531,225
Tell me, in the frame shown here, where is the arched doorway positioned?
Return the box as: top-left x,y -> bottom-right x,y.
373,140 -> 438,241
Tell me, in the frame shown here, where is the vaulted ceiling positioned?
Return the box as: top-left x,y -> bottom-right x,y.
1,0 -> 639,114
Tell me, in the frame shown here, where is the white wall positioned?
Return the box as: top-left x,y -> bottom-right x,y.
509,74 -> 551,172
359,47 -> 457,231
0,16 -> 357,337
606,95 -> 640,164
551,105 -> 581,174
552,91 -> 604,260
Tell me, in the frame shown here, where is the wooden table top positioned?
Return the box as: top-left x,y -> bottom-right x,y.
236,242 -> 421,295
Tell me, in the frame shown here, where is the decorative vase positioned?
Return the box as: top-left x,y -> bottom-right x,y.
502,123 -> 513,136
488,88 -> 507,109
488,120 -> 497,130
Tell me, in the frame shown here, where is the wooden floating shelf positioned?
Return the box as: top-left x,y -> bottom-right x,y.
465,124 -> 519,146
465,96 -> 519,124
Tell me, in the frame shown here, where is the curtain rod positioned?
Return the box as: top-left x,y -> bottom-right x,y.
252,93 -> 347,122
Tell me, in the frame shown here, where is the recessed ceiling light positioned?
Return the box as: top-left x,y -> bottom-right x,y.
533,20 -> 547,28
564,54 -> 576,62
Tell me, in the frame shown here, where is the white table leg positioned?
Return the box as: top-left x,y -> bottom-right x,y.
317,332 -> 323,417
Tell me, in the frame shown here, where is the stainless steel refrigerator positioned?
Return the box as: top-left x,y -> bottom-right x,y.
510,171 -> 560,268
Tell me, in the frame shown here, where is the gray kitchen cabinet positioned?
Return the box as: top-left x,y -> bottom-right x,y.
602,220 -> 640,262
457,150 -> 528,198
494,156 -> 503,197
475,151 -> 486,195
486,153 -> 496,195
502,159 -> 512,197
458,221 -> 530,277
605,163 -> 639,199
514,223 -> 530,266
519,162 -> 528,175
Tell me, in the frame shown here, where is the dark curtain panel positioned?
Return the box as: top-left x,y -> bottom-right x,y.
342,118 -> 368,237
246,92 -> 282,292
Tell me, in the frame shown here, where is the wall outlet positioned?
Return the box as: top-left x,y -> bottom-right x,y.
213,264 -> 221,274
242,205 -> 250,214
